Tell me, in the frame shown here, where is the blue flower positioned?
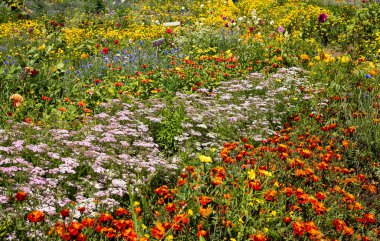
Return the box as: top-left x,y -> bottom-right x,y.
365,74 -> 372,78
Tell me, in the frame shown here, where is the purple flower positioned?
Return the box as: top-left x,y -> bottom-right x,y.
318,13 -> 328,23
277,26 -> 285,33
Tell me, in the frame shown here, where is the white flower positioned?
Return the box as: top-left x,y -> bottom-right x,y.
270,20 -> 274,25
200,4 -> 204,8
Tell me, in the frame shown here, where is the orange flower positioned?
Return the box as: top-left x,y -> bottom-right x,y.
81,217 -> 95,227
363,213 -> 376,224
76,233 -> 86,241
300,149 -> 312,158
211,176 -> 223,186
249,232 -> 267,241
27,210 -> 45,223
292,221 -> 304,236
313,202 -> 326,215
343,226 -> 354,236
342,140 -> 350,149
361,184 -> 377,194
333,219 -> 346,231
199,206 -> 212,218
199,196 -> 212,206
264,190 -> 277,202
58,107 -> 67,112
68,221 -> 83,236
10,94 -> 24,107
297,193 -> 309,204
197,229 -> 208,238
77,101 -> 86,107
151,222 -> 165,239
121,228 -> 138,240
172,213 -> 189,231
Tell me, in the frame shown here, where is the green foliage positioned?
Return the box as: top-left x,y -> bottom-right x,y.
149,101 -> 187,156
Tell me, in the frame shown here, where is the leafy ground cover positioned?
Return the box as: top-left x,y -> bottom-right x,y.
0,0 -> 379,240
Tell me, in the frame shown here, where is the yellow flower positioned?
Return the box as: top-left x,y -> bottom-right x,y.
134,201 -> 140,207
166,235 -> 173,241
339,55 -> 350,63
199,155 -> 212,163
37,44 -> 46,51
260,170 -> 272,177
231,239 -> 237,241
248,169 -> 256,180
81,53 -> 88,59
187,209 -> 193,216
141,224 -> 147,230
263,227 -> 269,233
271,211 -> 277,217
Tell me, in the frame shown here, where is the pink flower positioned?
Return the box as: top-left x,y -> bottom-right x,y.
318,13 -> 328,23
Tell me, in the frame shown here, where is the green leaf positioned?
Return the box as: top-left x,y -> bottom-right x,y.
199,236 -> 206,241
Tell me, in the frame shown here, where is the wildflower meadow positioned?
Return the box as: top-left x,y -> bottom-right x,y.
0,0 -> 379,240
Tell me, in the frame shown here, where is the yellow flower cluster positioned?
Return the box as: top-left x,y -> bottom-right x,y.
0,20 -> 42,39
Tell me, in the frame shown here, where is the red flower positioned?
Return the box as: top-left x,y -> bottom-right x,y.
42,95 -> 51,101
15,191 -> 27,202
199,196 -> 212,206
115,207 -> 129,216
101,47 -> 109,54
114,39 -> 119,45
68,221 -> 83,236
24,117 -> 32,123
166,28 -> 172,34
29,68 -> 38,77
81,217 -> 95,228
97,213 -> 113,223
283,216 -> 292,224
60,209 -> 70,218
316,192 -> 326,200
77,207 -> 85,213
165,203 -> 177,213
292,221 -> 304,236
77,233 -> 86,241
27,210 -> 45,223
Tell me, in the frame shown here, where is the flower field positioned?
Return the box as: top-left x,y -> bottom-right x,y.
0,0 -> 379,240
